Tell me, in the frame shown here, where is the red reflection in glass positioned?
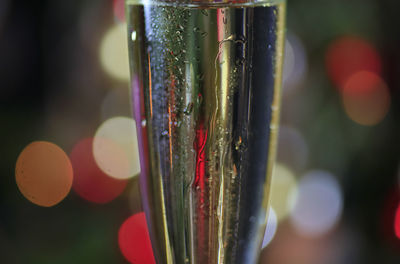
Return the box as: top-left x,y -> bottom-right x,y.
113,0 -> 125,22
326,36 -> 381,89
70,138 -> 128,204
342,71 -> 390,126
119,212 -> 155,264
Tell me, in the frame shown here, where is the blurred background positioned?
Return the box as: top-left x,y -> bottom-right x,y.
1,0 -> 400,263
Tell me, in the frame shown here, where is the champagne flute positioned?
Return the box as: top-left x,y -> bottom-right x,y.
126,0 -> 286,262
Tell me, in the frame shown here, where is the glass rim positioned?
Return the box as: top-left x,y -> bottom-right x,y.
125,0 -> 285,7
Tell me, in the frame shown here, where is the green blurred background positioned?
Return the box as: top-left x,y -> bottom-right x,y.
1,0 -> 400,263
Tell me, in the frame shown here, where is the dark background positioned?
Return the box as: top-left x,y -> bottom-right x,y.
1,0 -> 400,263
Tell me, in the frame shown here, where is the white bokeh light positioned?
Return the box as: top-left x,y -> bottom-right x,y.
282,33 -> 308,95
93,117 -> 140,179
289,170 -> 343,237
100,23 -> 130,81
270,163 -> 298,221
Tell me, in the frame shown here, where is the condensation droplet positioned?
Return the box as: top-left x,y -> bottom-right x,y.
235,136 -> 242,150
201,9 -> 208,16
131,31 -> 137,41
183,102 -> 194,115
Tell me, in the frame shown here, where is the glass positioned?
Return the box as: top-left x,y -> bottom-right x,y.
125,0 -> 286,263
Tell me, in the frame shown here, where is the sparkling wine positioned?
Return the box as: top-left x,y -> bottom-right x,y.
126,0 -> 286,263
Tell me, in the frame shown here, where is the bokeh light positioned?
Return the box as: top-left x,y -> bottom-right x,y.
290,170 -> 343,237
101,87 -> 131,121
262,207 -> 278,248
325,36 -> 382,88
118,212 -> 155,264
15,141 -> 73,207
113,0 -> 125,22
380,189 -> 400,248
270,163 -> 298,221
100,23 -> 130,82
70,138 -> 128,204
395,203 -> 400,240
282,33 -> 308,95
342,71 -> 390,126
277,125 -> 309,172
93,116 -> 140,179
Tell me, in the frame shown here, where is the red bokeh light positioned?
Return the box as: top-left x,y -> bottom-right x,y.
70,138 -> 128,204
326,36 -> 382,89
395,203 -> 400,239
342,71 -> 390,126
381,189 -> 400,249
119,212 -> 155,264
113,0 -> 125,22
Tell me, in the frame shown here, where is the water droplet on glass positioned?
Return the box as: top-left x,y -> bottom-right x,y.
197,93 -> 203,105
201,9 -> 208,16
183,102 -> 194,115
141,120 -> 147,127
193,27 -> 200,33
235,137 -> 242,150
161,130 -> 169,136
236,58 -> 245,66
201,32 -> 208,37
131,31 -> 137,41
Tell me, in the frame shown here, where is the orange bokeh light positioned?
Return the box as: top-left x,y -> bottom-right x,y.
342,71 -> 390,126
119,212 -> 155,264
326,36 -> 381,89
70,138 -> 128,204
15,141 -> 73,207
